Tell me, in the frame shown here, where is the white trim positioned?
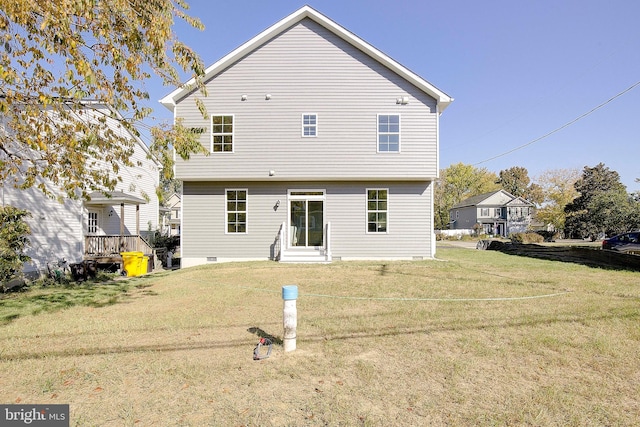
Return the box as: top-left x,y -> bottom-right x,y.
376,114 -> 401,153
288,189 -> 326,200
301,113 -> 318,137
210,114 -> 235,153
287,189 -> 325,249
87,208 -> 101,235
366,188 -> 389,234
435,103 -> 440,176
224,188 -> 248,234
159,6 -> 452,111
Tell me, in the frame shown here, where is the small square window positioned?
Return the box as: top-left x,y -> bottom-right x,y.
302,114 -> 317,137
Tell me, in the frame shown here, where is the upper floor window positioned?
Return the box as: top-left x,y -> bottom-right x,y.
480,208 -> 489,217
302,114 -> 317,137
367,189 -> 388,233
377,114 -> 400,152
211,115 -> 233,152
226,189 -> 247,233
495,208 -> 502,217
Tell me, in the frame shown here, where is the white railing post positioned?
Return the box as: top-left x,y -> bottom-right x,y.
279,221 -> 286,260
325,221 -> 332,261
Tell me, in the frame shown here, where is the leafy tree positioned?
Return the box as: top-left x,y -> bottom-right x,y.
0,0 -> 208,200
564,163 -> 631,239
497,166 -> 544,205
497,166 -> 529,198
534,168 -> 579,235
0,205 -> 31,284
434,163 -> 499,229
588,191 -> 640,237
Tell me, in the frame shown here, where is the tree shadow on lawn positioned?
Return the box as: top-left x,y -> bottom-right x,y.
4,306 -> 638,362
0,278 -> 156,326
485,241 -> 640,272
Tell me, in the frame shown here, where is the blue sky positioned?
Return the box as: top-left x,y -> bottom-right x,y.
145,0 -> 640,191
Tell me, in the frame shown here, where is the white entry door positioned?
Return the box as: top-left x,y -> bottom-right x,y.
289,191 -> 325,248
87,209 -> 102,235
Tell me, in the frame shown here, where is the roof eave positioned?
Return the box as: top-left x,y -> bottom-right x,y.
159,5 -> 453,111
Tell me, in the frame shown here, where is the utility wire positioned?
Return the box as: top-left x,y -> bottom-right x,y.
473,79 -> 640,166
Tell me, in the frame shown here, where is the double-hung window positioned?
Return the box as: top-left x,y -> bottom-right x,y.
302,114 -> 317,137
367,189 -> 388,233
226,189 -> 247,233
211,115 -> 233,152
377,114 -> 400,152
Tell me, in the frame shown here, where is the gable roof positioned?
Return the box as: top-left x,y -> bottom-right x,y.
160,5 -> 453,112
505,196 -> 535,207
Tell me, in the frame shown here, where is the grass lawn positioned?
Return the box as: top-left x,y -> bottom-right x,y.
0,247 -> 639,426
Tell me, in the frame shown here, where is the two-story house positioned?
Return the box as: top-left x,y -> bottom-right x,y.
160,6 -> 453,266
2,101 -> 160,277
449,190 -> 535,237
160,193 -> 181,236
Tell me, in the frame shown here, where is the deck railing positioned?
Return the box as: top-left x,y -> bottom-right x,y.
85,235 -> 153,257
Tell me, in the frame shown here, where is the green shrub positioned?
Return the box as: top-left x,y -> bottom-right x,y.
0,206 -> 32,285
509,232 -> 544,244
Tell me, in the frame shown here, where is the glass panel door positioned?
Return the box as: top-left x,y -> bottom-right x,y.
289,193 -> 324,248
290,200 -> 306,247
308,200 -> 323,246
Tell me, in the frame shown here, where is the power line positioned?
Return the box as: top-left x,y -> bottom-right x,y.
473,80 -> 640,166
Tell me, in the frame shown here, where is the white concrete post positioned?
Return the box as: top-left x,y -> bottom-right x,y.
282,285 -> 298,352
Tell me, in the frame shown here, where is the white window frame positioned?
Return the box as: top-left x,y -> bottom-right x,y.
211,114 -> 234,153
302,114 -> 318,137
366,188 -> 388,234
225,189 -> 247,234
377,114 -> 401,153
87,209 -> 100,235
480,208 -> 489,217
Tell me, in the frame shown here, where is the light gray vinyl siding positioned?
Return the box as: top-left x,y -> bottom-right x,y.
174,18 -> 438,182
181,181 -> 433,264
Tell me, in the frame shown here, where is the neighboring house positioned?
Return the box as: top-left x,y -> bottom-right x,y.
160,6 -> 453,266
160,193 -> 181,236
449,190 -> 535,237
1,101 -> 160,276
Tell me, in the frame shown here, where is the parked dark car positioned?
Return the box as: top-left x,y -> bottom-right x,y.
602,232 -> 640,253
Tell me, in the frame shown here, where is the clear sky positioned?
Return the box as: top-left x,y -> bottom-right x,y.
145,0 -> 640,192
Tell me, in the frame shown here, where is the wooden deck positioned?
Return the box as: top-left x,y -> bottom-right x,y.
84,235 -> 154,258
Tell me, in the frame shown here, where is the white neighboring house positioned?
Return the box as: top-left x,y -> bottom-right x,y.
160,6 -> 453,266
160,193 -> 181,236
1,101 -> 160,277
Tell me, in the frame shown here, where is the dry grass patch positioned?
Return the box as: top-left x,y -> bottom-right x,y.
1,248 -> 639,425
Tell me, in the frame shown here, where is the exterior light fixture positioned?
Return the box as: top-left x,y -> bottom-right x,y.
241,94 -> 248,101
